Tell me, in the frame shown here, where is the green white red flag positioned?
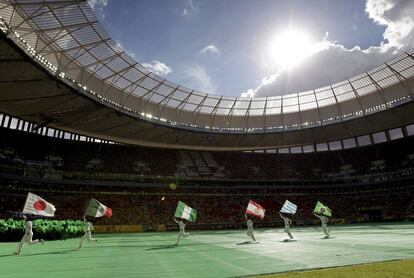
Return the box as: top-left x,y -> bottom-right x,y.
85,198 -> 112,218
174,201 -> 197,222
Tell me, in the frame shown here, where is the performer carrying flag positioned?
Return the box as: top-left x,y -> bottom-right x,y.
16,192 -> 54,255
173,217 -> 190,246
279,200 -> 297,241
79,198 -> 111,249
245,214 -> 256,242
313,201 -> 331,239
174,201 -> 196,245
244,200 -> 265,242
78,215 -> 98,249
15,215 -> 45,255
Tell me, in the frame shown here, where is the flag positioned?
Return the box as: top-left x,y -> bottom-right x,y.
280,200 -> 297,214
22,192 -> 56,217
314,201 -> 332,217
175,201 -> 197,222
85,198 -> 112,218
245,200 -> 265,219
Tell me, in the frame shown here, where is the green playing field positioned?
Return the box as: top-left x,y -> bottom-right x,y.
0,223 -> 413,278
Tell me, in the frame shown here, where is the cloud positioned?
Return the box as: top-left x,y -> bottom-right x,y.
199,45 -> 221,55
181,63 -> 216,93
88,0 -> 108,20
241,72 -> 281,98
182,0 -> 195,16
88,0 -> 108,10
242,0 -> 414,98
243,44 -> 399,97
366,0 -> 414,48
142,61 -> 172,76
115,40 -> 171,77
115,40 -> 136,59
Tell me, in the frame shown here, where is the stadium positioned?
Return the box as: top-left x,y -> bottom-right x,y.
0,0 -> 413,277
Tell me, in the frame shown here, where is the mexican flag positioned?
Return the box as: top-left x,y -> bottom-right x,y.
85,198 -> 112,218
175,201 -> 197,222
245,200 -> 265,219
22,192 -> 56,217
314,201 -> 332,217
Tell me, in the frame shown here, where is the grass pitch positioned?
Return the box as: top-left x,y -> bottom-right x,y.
258,259 -> 414,278
0,223 -> 413,278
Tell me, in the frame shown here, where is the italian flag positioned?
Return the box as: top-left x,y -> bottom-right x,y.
22,192 -> 56,217
85,198 -> 112,218
245,200 -> 265,219
175,201 -> 197,222
314,201 -> 332,217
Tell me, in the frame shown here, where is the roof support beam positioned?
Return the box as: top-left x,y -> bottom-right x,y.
347,80 -> 366,116
158,85 -> 180,118
366,72 -> 388,106
209,96 -> 223,130
385,63 -> 413,99
191,94 -> 208,126
176,91 -> 193,120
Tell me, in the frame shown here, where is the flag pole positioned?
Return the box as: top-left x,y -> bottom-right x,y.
22,192 -> 31,214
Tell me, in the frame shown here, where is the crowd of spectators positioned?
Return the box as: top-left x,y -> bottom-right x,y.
1,181 -> 412,231
1,127 -> 414,183
0,127 -> 413,231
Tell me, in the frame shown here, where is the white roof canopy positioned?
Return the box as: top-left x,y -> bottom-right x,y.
0,0 -> 413,133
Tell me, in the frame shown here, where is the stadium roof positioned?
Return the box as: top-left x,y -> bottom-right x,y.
0,0 -> 414,150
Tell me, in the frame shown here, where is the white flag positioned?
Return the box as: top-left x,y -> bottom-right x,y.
245,200 -> 265,219
22,192 -> 56,217
280,200 -> 297,214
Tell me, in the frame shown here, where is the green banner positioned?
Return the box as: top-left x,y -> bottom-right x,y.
314,201 -> 332,217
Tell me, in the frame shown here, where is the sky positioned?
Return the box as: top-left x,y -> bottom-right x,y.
88,0 -> 414,98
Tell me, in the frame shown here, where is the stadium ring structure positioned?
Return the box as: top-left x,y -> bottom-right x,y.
0,0 -> 414,150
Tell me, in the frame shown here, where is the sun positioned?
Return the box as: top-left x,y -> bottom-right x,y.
268,30 -> 317,68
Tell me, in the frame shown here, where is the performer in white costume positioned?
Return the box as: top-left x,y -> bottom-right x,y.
174,217 -> 190,245
15,215 -> 44,255
313,212 -> 330,238
78,215 -> 97,249
279,212 -> 294,240
245,214 -> 256,242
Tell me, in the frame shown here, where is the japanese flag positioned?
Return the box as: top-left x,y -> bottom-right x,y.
22,192 -> 56,217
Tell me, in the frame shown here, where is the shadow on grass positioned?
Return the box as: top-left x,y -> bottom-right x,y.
87,244 -> 175,249
145,242 -> 206,251
145,245 -> 176,251
1,249 -> 78,257
0,254 -> 16,258
236,241 -> 259,245
280,239 -> 297,243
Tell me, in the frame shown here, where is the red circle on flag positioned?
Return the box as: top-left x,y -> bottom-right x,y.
104,208 -> 113,218
33,200 -> 46,211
